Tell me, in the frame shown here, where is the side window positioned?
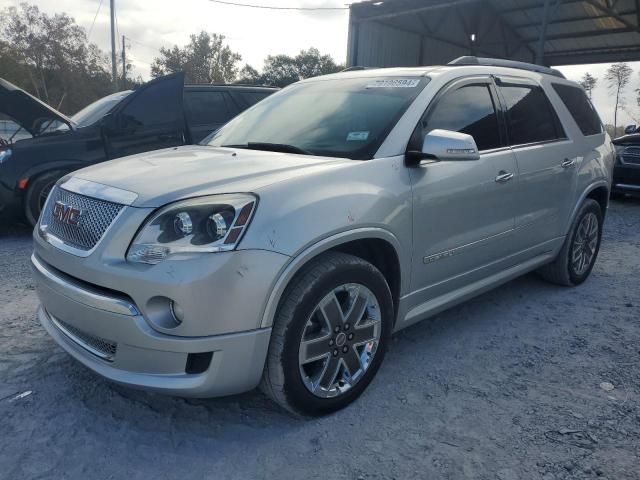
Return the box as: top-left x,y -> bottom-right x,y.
239,91 -> 271,107
184,91 -> 233,126
500,84 -> 564,145
552,83 -> 603,136
420,84 -> 503,151
119,81 -> 181,127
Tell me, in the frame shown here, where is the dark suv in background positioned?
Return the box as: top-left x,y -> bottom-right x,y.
611,125 -> 640,197
0,73 -> 276,225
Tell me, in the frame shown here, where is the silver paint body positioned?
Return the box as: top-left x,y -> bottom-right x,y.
32,65 -> 614,397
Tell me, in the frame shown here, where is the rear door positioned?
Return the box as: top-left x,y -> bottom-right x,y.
105,72 -> 186,158
183,89 -> 239,143
495,77 -> 577,250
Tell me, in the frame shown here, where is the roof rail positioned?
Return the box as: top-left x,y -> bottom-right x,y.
448,56 -> 565,79
341,66 -> 374,72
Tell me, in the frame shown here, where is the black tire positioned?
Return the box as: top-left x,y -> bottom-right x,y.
24,170 -> 65,227
537,199 -> 603,286
260,251 -> 394,416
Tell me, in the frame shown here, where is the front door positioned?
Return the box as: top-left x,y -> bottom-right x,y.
105,72 -> 186,159
408,77 -> 519,300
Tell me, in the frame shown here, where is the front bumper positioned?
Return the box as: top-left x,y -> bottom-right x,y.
33,254 -> 273,397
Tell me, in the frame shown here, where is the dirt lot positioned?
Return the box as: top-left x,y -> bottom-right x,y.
0,199 -> 639,480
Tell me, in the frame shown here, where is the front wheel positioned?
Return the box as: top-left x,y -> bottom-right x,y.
24,170 -> 65,227
261,252 -> 394,416
537,199 -> 603,286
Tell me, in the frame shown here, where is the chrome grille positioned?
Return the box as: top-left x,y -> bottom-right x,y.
50,314 -> 117,362
621,146 -> 640,165
41,186 -> 124,251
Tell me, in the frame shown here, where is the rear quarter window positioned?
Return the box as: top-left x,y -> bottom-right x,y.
552,83 -> 603,136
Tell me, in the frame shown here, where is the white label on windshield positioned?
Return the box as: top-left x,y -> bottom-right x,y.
366,79 -> 420,88
347,131 -> 369,141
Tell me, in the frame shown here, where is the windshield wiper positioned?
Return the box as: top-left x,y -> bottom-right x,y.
222,142 -> 313,155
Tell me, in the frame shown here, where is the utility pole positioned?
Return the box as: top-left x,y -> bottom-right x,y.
122,35 -> 126,88
110,0 -> 117,91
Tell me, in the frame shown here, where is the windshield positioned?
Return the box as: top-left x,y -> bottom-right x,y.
206,76 -> 430,160
71,90 -> 132,127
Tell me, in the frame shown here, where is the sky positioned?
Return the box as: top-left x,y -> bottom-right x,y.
3,0 -> 640,126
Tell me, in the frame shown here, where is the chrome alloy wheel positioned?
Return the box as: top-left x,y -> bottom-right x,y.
572,212 -> 599,276
298,283 -> 382,398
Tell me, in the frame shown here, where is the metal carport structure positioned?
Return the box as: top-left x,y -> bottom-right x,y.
347,0 -> 640,67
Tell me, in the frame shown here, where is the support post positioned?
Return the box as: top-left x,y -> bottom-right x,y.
121,35 -> 126,88
110,0 -> 117,91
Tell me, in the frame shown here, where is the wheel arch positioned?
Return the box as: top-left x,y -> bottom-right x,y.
565,181 -> 610,236
259,228 -> 406,329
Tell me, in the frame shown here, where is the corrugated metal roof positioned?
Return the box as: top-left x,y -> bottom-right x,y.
348,0 -> 640,66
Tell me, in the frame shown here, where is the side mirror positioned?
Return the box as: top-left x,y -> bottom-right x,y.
624,125 -> 637,135
406,129 -> 480,166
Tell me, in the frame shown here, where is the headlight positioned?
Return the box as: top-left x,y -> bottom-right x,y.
0,148 -> 12,164
127,194 -> 257,264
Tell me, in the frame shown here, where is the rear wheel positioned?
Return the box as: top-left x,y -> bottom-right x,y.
537,199 -> 603,286
24,170 -> 65,227
261,251 -> 393,416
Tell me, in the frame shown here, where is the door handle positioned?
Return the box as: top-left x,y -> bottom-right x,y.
495,171 -> 514,183
561,158 -> 577,168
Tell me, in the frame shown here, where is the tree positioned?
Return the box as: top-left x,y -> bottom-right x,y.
579,72 -> 597,99
0,3 -> 112,114
235,64 -> 261,85
236,48 -> 344,88
151,32 -> 242,84
604,62 -> 633,132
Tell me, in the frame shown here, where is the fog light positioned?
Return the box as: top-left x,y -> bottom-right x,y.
170,301 -> 184,324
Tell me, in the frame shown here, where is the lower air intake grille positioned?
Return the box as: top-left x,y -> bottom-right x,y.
50,314 -> 117,362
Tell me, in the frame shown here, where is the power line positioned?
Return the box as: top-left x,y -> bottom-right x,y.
87,0 -> 104,40
208,0 -> 349,11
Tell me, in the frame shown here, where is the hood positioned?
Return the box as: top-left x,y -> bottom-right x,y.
72,145 -> 352,207
0,78 -> 73,139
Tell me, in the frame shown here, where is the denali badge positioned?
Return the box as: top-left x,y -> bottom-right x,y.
52,201 -> 82,226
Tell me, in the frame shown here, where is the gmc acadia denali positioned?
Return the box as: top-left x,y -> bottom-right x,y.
31,57 -> 614,415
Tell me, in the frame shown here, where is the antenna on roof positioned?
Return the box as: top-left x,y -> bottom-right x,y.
448,56 -> 566,79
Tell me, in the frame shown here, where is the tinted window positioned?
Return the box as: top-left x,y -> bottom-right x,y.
238,92 -> 271,106
184,91 -> 233,125
501,85 -> 563,145
421,84 -> 502,151
207,77 -> 429,160
552,84 -> 603,136
120,81 -> 181,127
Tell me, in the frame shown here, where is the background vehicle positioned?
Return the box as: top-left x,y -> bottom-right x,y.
32,58 -> 613,416
0,74 -> 276,225
611,126 -> 640,197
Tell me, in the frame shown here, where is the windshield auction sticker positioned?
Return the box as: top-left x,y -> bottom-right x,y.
347,131 -> 370,141
366,79 -> 420,88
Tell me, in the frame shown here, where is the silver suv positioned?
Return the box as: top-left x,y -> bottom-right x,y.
32,57 -> 614,415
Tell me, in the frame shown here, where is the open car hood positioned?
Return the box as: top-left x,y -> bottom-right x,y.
0,78 -> 73,138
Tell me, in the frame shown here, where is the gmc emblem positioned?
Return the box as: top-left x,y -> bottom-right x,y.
52,201 -> 82,226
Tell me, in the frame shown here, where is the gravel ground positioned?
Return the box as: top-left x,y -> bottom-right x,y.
1,199 -> 639,480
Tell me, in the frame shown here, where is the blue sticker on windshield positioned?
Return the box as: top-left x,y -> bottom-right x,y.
347,131 -> 369,141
